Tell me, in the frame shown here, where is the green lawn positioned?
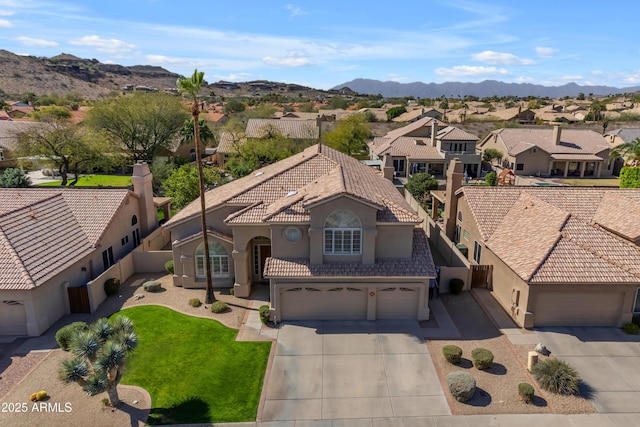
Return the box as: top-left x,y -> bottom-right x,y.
37,175 -> 132,187
112,306 -> 271,424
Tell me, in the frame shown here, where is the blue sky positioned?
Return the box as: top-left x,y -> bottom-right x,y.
1,0 -> 639,90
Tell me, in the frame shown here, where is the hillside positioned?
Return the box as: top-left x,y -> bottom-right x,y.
333,78 -> 640,99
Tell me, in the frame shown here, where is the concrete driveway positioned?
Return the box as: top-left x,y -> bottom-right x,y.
262,320 -> 450,421
536,327 -> 640,413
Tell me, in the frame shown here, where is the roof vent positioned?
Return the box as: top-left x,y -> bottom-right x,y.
286,190 -> 297,197
255,171 -> 264,176
414,139 -> 426,146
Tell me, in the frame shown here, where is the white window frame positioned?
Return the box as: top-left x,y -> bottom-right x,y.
634,288 -> 640,314
195,242 -> 230,278
323,210 -> 362,255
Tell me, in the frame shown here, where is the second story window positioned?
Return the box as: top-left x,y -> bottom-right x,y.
323,210 -> 362,255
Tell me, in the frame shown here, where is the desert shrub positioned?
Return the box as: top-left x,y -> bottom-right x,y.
103,278 -> 120,296
164,259 -> 174,274
259,304 -> 270,324
210,301 -> 229,313
188,298 -> 202,307
443,345 -> 463,364
29,390 -> 47,402
55,322 -> 88,351
622,322 -> 639,335
229,287 -> 235,296
449,278 -> 464,295
471,347 -> 494,370
532,357 -> 580,395
143,280 -> 162,292
518,382 -> 535,403
446,371 -> 476,402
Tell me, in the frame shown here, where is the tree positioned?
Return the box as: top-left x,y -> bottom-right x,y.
484,171 -> 498,186
620,166 -> 640,188
482,148 -> 504,164
181,118 -> 215,146
0,168 -> 31,187
322,114 -> 371,157
386,106 -> 407,121
223,98 -> 246,114
225,138 -> 295,178
162,164 -> 223,209
15,121 -> 112,186
406,173 -> 439,204
609,137 -> 640,165
58,316 -> 137,407
22,91 -> 37,107
31,105 -> 71,121
329,96 -> 348,109
85,92 -> 188,163
177,69 -> 216,304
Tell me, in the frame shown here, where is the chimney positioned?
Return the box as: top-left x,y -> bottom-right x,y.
382,152 -> 395,181
552,124 -> 562,145
431,119 -> 437,147
444,158 -> 464,240
131,162 -> 158,237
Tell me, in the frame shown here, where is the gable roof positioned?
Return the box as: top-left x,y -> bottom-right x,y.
462,186 -> 640,284
605,128 -> 640,144
165,144 -> 422,228
245,118 -> 319,140
0,188 -> 130,290
369,116 -> 448,157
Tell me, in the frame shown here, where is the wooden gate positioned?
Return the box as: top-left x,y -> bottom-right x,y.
67,287 -> 91,313
471,265 -> 492,288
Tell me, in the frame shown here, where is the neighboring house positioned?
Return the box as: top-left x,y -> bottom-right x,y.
0,121 -> 48,168
245,118 -> 320,140
604,127 -> 640,174
215,130 -> 246,169
478,125 -> 612,177
444,166 -> 640,327
392,107 -> 441,123
487,107 -> 536,124
163,144 -> 435,321
0,163 -> 159,336
369,116 -> 481,178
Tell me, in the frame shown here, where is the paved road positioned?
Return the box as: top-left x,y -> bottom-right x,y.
262,320 -> 450,421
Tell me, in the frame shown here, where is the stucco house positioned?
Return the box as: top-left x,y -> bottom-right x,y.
0,163 -> 159,336
478,125 -> 613,178
163,144 -> 436,321
444,165 -> 640,327
369,116 -> 481,178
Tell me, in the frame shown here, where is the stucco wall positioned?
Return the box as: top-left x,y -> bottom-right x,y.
375,225 -> 414,259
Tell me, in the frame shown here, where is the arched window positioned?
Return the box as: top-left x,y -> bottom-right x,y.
131,215 -> 138,226
195,242 -> 229,278
323,209 -> 362,255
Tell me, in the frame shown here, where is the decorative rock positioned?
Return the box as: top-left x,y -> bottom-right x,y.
535,343 -> 550,356
142,280 -> 162,292
134,294 -> 144,300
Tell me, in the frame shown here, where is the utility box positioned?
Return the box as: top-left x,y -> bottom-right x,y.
527,351 -> 539,372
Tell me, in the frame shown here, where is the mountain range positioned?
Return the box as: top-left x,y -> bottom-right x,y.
332,78 -> 640,99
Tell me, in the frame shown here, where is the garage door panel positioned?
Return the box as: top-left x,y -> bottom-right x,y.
533,292 -> 623,327
280,287 -> 367,320
376,287 -> 419,319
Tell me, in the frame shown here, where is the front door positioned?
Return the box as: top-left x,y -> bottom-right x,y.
256,245 -> 271,282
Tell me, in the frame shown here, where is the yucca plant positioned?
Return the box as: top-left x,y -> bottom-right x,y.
532,357 -> 580,395
58,315 -> 137,406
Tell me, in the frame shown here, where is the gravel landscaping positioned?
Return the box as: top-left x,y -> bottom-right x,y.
428,292 -> 595,415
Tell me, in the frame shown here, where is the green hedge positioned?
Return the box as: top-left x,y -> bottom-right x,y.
620,166 -> 640,188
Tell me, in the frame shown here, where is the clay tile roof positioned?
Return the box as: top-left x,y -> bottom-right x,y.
264,229 -> 435,277
245,118 -> 319,139
496,127 -> 609,156
463,186 -> 640,284
216,131 -> 246,154
166,144 -> 421,227
437,126 -> 479,141
0,189 -> 129,290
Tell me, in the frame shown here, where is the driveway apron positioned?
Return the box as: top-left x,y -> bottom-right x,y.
262,320 -> 450,421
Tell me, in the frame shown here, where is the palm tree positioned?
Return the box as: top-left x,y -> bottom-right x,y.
609,137 -> 640,166
58,316 -> 137,406
177,69 -> 216,304
180,118 -> 215,146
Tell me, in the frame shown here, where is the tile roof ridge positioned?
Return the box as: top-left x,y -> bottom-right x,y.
0,228 -> 35,289
224,201 -> 264,223
377,195 -> 422,223
262,193 -> 306,222
526,213 -> 571,282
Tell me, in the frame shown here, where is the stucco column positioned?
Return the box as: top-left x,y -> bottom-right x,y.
579,161 -> 586,178
232,249 -> 251,297
563,162 -> 569,177
547,161 -> 553,176
431,198 -> 440,221
309,227 -> 322,264
597,161 -> 602,178
362,228 -> 377,265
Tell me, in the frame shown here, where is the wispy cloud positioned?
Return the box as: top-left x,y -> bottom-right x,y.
262,52 -> 314,67
386,73 -> 412,83
560,75 -> 583,81
471,51 -> 534,65
435,65 -> 509,77
70,35 -> 135,53
535,46 -> 558,58
212,72 -> 254,81
285,4 -> 308,18
16,36 -> 58,47
0,18 -> 12,27
0,10 -> 15,16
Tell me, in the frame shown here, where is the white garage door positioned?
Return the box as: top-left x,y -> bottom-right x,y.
533,291 -> 623,327
376,287 -> 419,319
280,286 -> 367,320
0,300 -> 28,336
